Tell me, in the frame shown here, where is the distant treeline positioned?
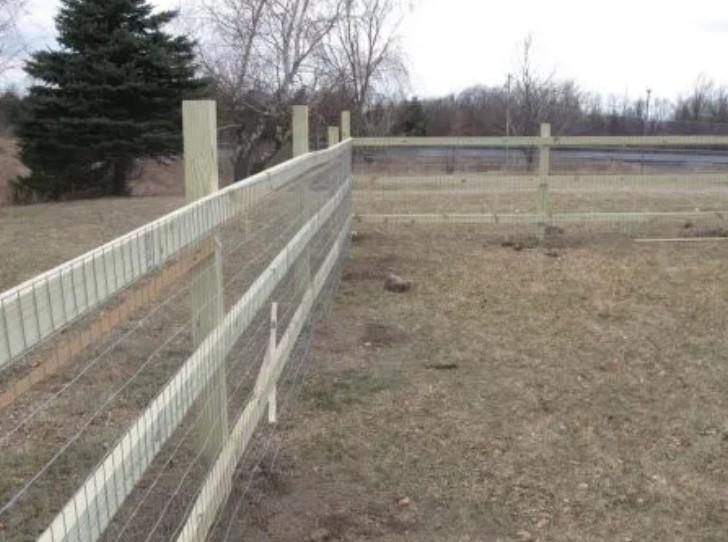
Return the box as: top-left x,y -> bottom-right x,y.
390,77 -> 728,138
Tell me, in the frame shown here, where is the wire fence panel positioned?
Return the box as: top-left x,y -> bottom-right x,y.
352,134 -> 728,241
0,140 -> 352,542
0,144 -> 349,369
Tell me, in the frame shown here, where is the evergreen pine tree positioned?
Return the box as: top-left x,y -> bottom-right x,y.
397,98 -> 428,136
18,0 -> 205,200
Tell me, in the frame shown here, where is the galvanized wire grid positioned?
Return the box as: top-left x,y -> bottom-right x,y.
0,143 -> 352,542
352,138 -> 728,240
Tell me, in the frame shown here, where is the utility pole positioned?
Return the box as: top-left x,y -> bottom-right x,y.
506,73 -> 513,138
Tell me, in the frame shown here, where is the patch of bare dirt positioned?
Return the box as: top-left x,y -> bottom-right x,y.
129,157 -> 184,197
361,323 -> 405,348
342,254 -> 397,282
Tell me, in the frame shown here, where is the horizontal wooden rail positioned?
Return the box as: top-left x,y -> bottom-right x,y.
37,178 -> 351,542
354,173 -> 728,188
0,142 -> 352,369
354,210 -> 727,225
175,218 -> 351,542
0,239 -> 217,411
353,135 -> 728,148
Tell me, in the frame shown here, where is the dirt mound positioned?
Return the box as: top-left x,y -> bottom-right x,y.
0,138 -> 30,206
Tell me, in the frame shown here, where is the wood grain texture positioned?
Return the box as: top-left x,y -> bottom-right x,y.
183,100 -> 228,466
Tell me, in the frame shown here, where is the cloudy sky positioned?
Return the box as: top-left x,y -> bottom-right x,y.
10,0 -> 728,99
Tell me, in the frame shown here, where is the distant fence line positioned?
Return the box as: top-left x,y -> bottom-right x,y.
352,125 -> 728,234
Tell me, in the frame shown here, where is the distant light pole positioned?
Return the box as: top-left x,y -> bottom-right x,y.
506,73 -> 513,170
641,88 -> 652,175
506,73 -> 513,138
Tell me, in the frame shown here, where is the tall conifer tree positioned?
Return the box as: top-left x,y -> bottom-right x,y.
19,0 -> 204,199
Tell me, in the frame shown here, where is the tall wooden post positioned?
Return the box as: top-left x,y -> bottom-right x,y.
292,105 -> 309,157
341,111 -> 351,140
537,123 -> 552,240
328,126 -> 340,147
292,105 -> 311,286
183,100 -> 228,464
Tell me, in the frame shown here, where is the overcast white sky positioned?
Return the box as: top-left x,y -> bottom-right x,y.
11,0 -> 728,100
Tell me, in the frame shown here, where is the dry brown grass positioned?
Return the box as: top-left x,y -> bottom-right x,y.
0,196 -> 184,291
230,224 -> 728,541
353,172 -> 728,217
3,174 -> 728,541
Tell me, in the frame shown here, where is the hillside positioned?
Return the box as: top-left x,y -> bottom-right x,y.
0,138 -> 30,206
0,138 -> 189,205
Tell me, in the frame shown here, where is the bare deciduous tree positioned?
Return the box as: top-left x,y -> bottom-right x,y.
321,0 -> 408,134
510,34 -> 583,137
0,0 -> 25,77
197,0 -> 407,178
200,0 -> 345,179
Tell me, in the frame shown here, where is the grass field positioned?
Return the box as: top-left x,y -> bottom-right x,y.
224,223 -> 728,542
0,196 -> 184,291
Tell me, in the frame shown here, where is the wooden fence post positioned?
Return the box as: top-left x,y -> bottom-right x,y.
537,123 -> 552,240
328,126 -> 340,147
292,105 -> 312,285
293,105 -> 309,157
183,100 -> 228,465
341,111 -> 351,140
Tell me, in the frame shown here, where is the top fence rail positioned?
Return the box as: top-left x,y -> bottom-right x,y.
353,135 -> 728,147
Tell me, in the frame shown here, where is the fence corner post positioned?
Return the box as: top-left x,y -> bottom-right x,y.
341,111 -> 351,140
328,126 -> 340,148
293,105 -> 310,157
183,100 -> 228,465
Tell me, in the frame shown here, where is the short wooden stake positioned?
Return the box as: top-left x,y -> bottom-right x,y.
183,100 -> 228,465
268,303 -> 278,424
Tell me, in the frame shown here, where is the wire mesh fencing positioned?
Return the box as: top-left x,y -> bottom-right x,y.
352,132 -> 728,242
0,134 -> 352,542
